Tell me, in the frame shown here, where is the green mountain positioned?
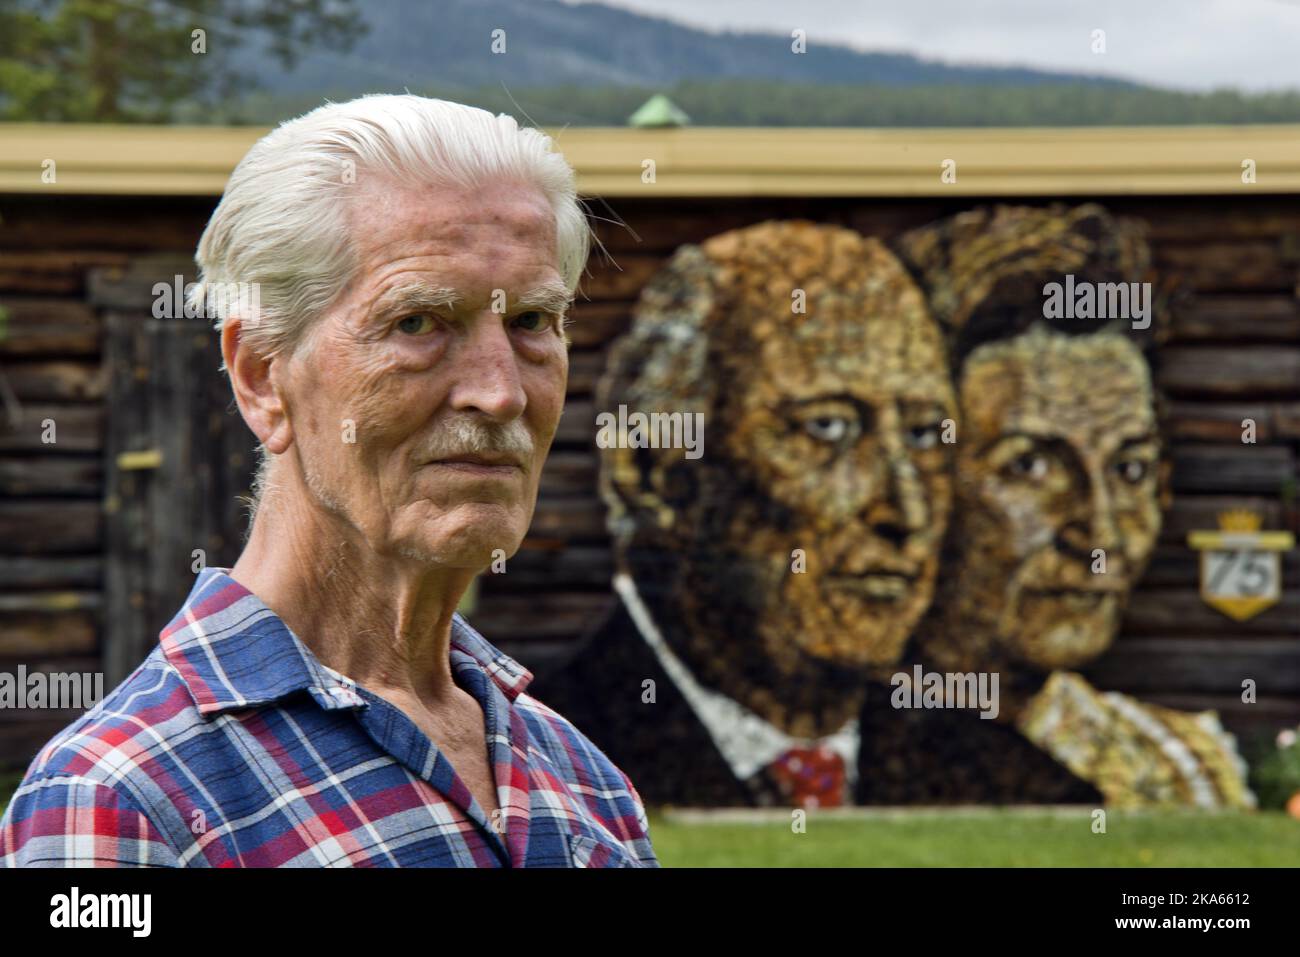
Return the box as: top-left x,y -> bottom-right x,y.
213,0 -> 1298,126
233,0 -> 1139,96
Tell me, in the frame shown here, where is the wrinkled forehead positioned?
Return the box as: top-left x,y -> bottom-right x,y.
346,174 -> 559,260
961,331 -> 1156,444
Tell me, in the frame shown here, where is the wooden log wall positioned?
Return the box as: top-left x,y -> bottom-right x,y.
0,192 -> 1297,770
0,198 -> 212,764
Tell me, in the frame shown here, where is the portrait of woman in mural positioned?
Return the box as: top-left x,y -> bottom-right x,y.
866,203 -> 1256,809
534,219 -> 958,807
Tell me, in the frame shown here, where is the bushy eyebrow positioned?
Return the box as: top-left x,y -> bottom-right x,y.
370,280 -> 572,317
1117,432 -> 1160,450
516,280 -> 574,314
978,429 -> 1159,460
371,282 -> 461,317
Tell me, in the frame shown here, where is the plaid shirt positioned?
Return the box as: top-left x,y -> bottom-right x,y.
1,568 -> 658,868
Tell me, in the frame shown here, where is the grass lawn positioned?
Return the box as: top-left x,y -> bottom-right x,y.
2,774 -> 1293,866
645,807 -> 1300,867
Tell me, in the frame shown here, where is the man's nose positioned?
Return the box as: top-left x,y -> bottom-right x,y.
1057,465 -> 1121,561
866,423 -> 928,548
447,315 -> 528,421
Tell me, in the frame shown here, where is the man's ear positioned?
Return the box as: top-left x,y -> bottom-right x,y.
221,317 -> 293,455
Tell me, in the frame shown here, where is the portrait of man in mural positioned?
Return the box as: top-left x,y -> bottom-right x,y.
534,220 -> 957,807
861,203 -> 1255,809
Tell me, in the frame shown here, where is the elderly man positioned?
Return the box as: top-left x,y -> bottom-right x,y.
0,95 -> 657,867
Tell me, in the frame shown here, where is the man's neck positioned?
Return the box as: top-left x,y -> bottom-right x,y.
229,483 -> 477,707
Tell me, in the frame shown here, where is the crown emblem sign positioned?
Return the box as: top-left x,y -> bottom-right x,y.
1188,508 -> 1293,622
1217,509 -> 1263,533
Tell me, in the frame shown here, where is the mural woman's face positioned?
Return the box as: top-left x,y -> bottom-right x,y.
953,328 -> 1163,670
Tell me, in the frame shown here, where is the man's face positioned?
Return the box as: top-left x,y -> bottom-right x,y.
955,330 -> 1162,669
276,176 -> 569,568
719,259 -> 956,670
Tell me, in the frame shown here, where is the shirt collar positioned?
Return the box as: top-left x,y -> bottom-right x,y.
159,567 -> 533,718
612,572 -> 859,784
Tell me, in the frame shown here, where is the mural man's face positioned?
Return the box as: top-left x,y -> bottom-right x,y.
721,264 -> 956,671
955,329 -> 1162,670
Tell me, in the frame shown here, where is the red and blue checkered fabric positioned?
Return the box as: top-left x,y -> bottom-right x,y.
1,568 -> 658,868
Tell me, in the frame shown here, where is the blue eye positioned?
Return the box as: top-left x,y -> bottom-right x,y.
1007,453 -> 1050,480
906,424 -> 942,450
1115,459 -> 1149,483
514,311 -> 555,333
397,314 -> 436,335
805,416 -> 849,443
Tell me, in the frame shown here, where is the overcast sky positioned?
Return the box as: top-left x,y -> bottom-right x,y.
567,0 -> 1300,92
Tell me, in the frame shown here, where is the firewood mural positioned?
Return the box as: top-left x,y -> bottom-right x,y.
536,205 -> 1257,809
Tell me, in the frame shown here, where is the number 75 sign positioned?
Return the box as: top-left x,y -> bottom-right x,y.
1188,510 -> 1295,622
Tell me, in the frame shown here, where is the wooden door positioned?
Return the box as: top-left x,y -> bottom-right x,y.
95,257 -> 256,684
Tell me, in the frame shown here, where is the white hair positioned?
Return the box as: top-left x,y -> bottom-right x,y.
190,94 -> 591,525
193,93 -> 590,355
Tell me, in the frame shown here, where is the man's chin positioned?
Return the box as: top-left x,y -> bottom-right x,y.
1004,611 -> 1119,670
392,519 -> 524,569
786,617 -> 915,672
394,541 -> 511,569
806,584 -> 927,662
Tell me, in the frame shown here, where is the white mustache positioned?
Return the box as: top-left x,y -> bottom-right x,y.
417,415 -> 534,465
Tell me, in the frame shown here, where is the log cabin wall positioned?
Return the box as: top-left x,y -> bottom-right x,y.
1,190 -> 1298,770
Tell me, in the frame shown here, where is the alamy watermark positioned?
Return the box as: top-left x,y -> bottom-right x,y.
50,887 -> 151,937
890,665 -> 1000,719
153,274 -> 261,321
595,404 -> 704,459
1042,274 -> 1151,330
0,666 -> 103,710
